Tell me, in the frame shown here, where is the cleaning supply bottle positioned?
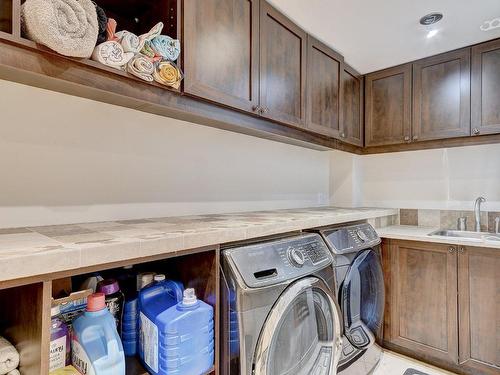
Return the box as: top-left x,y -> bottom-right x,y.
97,279 -> 124,334
138,279 -> 184,374
72,293 -> 125,375
49,305 -> 71,372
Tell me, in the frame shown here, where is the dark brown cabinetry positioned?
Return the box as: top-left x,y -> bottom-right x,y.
341,63 -> 364,146
259,1 -> 307,128
365,64 -> 412,146
458,246 -> 500,375
182,0 -> 260,113
305,36 -> 343,137
412,49 -> 471,141
472,39 -> 500,136
383,240 -> 458,364
383,239 -> 500,375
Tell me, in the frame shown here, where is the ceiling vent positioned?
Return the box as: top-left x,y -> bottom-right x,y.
419,13 -> 443,26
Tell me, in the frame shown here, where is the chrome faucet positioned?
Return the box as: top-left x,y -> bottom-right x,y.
474,197 -> 486,232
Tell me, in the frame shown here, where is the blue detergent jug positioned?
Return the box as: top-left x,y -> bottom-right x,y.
138,279 -> 184,374
145,288 -> 214,375
71,293 -> 125,375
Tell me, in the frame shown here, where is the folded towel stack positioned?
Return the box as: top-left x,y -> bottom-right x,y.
21,0 -> 99,58
0,336 -> 20,375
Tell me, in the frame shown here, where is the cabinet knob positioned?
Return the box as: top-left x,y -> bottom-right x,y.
448,247 -> 456,254
340,132 -> 346,138
261,107 -> 269,114
472,128 -> 480,135
404,135 -> 410,142
412,135 -> 419,141
458,247 -> 466,254
252,105 -> 261,113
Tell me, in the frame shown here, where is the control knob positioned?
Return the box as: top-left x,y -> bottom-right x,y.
287,247 -> 305,267
356,229 -> 369,242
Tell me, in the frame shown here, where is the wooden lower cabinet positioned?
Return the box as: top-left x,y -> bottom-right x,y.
382,239 -> 500,375
458,246 -> 500,374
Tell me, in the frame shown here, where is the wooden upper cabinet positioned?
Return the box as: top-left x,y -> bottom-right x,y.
341,63 -> 364,146
383,240 -> 458,364
412,48 -> 471,142
472,39 -> 500,136
458,246 -> 500,375
365,64 -> 412,146
305,36 -> 343,138
259,1 -> 307,128
182,0 -> 260,113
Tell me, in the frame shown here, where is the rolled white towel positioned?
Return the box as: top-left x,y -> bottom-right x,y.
21,0 -> 98,58
7,370 -> 20,375
92,41 -> 134,70
0,337 -> 19,375
115,30 -> 144,53
127,54 -> 155,82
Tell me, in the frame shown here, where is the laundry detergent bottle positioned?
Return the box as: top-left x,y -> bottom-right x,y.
71,293 -> 125,375
138,279 -> 184,374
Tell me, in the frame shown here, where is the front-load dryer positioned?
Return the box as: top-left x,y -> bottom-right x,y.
220,233 -> 343,375
311,223 -> 385,375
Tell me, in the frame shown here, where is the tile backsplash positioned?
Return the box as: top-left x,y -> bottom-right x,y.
400,209 -> 500,233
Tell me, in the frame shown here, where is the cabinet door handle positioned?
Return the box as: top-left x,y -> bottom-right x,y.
458,247 -> 466,254
412,135 -> 419,141
448,246 -> 456,254
340,132 -> 346,138
472,128 -> 480,135
404,135 -> 410,142
252,105 -> 261,113
261,107 -> 269,114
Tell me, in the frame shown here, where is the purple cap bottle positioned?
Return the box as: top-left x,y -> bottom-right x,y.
97,279 -> 124,334
49,305 -> 70,372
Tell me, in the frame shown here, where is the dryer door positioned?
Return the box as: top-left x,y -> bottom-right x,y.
341,249 -> 385,350
253,277 -> 342,375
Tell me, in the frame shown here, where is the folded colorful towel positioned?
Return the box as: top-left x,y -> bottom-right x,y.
127,54 -> 154,82
106,18 -> 118,41
116,30 -> 144,53
94,3 -> 108,45
150,35 -> 180,61
0,336 -> 19,375
21,0 -> 98,58
92,41 -> 134,69
153,61 -> 183,89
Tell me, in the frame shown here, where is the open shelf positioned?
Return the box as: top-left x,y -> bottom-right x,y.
0,282 -> 51,375
0,0 -> 12,33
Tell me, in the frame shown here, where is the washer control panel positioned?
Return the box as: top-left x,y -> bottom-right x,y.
224,233 -> 333,288
321,223 -> 380,254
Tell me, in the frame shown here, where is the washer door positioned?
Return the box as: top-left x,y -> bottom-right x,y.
253,277 -> 342,375
341,249 -> 385,350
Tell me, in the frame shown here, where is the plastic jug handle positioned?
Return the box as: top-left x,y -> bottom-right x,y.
102,324 -> 120,356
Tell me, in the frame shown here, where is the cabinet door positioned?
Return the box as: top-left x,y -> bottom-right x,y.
260,1 -> 306,127
458,246 -> 500,374
384,240 -> 458,364
305,36 -> 343,138
472,39 -> 500,136
341,63 -> 364,146
365,65 -> 412,146
413,49 -> 471,141
183,0 -> 260,113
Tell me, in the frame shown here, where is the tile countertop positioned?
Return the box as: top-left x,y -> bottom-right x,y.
0,207 -> 398,283
377,225 -> 500,249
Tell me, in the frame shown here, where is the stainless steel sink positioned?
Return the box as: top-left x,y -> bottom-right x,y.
428,229 -> 500,242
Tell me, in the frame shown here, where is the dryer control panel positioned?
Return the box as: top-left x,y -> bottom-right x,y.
224,233 -> 332,288
321,223 -> 380,254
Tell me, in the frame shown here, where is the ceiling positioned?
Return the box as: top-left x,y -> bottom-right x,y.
267,0 -> 500,74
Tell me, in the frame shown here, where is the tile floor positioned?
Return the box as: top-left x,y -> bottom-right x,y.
372,351 -> 456,375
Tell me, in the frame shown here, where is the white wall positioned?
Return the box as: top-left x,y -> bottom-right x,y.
330,145 -> 500,211
0,80 -> 330,228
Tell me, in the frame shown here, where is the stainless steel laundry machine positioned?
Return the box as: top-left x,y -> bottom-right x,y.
220,233 -> 343,375
312,223 -> 385,375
